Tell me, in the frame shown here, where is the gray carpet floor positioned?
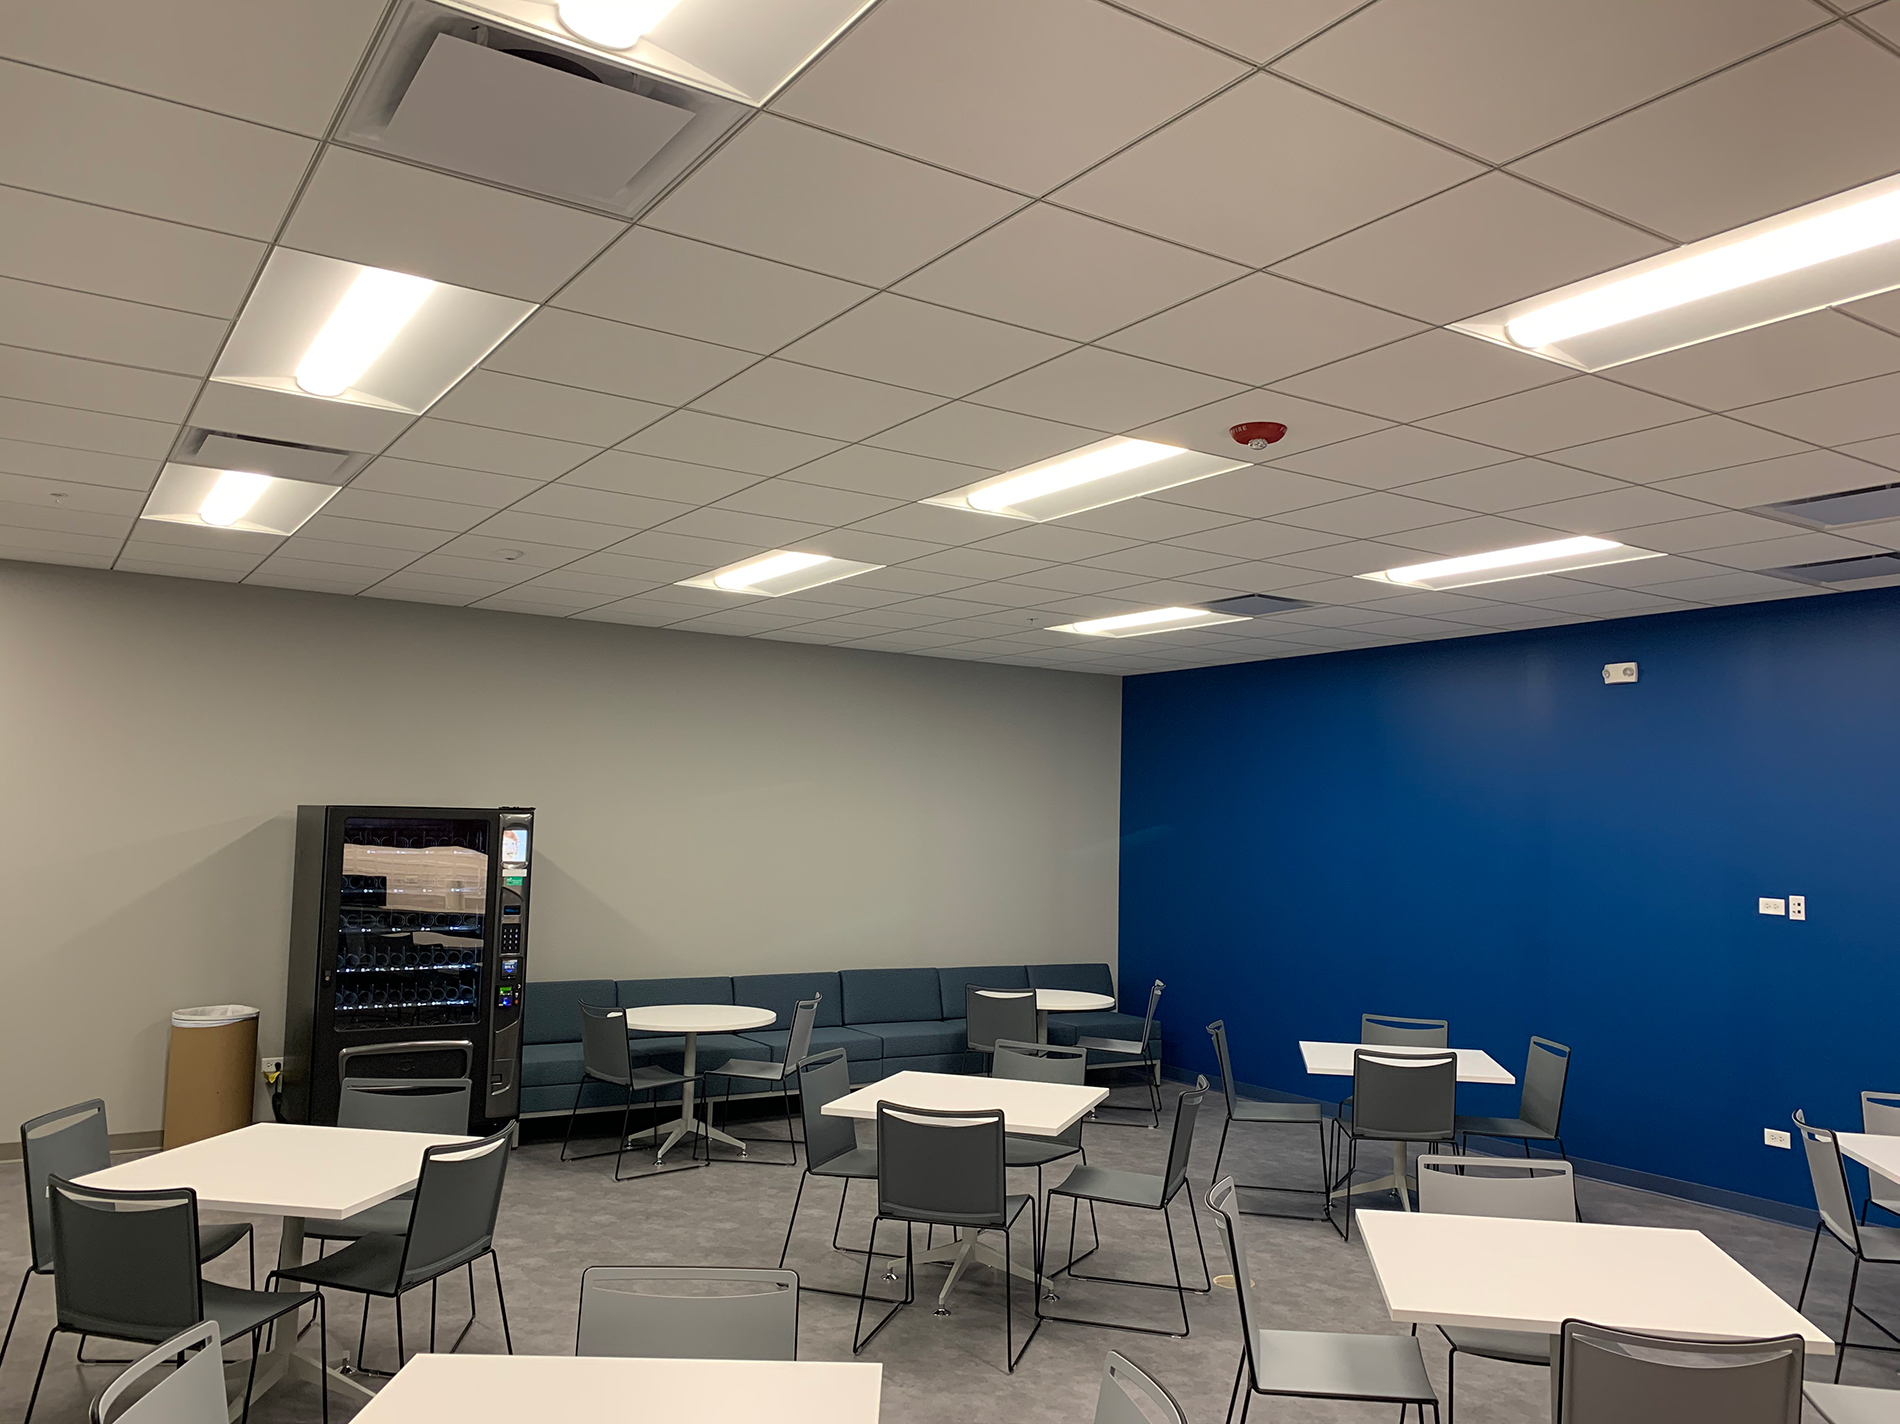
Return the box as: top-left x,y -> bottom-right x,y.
5,1083 -> 1898,1423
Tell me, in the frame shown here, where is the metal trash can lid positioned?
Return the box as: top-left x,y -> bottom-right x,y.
171,1005 -> 261,1028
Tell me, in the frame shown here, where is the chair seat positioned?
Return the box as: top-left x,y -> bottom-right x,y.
198,1221 -> 252,1263
584,1063 -> 693,1091
1074,1035 -> 1147,1057
1250,1329 -> 1437,1404
1805,1381 -> 1900,1423
277,1231 -> 418,1297
810,1146 -> 878,1180
1232,1100 -> 1324,1124
306,1196 -> 412,1241
1050,1164 -> 1167,1210
1455,1114 -> 1555,1140
1859,1223 -> 1900,1263
710,1057 -> 792,1083
1440,1324 -> 1552,1365
1006,1135 -> 1080,1168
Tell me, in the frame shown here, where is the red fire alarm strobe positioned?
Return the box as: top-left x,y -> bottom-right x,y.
1230,421 -> 1289,450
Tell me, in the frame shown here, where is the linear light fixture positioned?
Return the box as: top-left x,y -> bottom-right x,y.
294,268 -> 437,397
1048,607 -> 1249,638
139,463 -> 340,536
558,0 -> 681,49
677,549 -> 883,597
1358,536 -> 1662,592
1454,173 -> 1900,371
925,438 -> 1248,523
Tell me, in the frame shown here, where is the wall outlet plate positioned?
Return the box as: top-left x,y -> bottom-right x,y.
1602,662 -> 1638,684
1758,897 -> 1786,916
1789,895 -> 1806,921
1765,1127 -> 1792,1149
260,1056 -> 284,1076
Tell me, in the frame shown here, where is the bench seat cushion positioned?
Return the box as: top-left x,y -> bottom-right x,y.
738,1025 -> 882,1063
853,1019 -> 968,1057
1046,1011 -> 1157,1049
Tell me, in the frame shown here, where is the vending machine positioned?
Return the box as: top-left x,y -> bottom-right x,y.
282,805 -> 534,1131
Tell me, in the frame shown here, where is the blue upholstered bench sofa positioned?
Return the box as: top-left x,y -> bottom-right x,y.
518,962 -> 1156,1116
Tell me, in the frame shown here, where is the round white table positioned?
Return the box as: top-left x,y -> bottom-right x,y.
1033,987 -> 1114,1043
622,1004 -> 776,1163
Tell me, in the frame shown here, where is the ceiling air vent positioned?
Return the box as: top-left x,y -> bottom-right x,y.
335,0 -> 744,218
1202,594 -> 1318,617
171,429 -> 365,485
1766,552 -> 1900,588
1758,481 -> 1900,531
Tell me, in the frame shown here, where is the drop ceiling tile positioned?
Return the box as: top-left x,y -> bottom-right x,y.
118,537 -> 268,572
1677,529 -> 1880,570
1510,485 -> 1719,534
1130,390 -> 1390,465
351,458 -> 542,508
1275,491 -> 1467,538
1274,425 -> 1515,490
508,483 -> 694,530
266,538 -> 419,571
799,528 -> 946,566
1550,416 -> 1810,482
1274,0 -> 1819,162
772,0 -> 1244,193
1610,310 -> 1900,410
1153,465 -> 1359,518
1081,543 -> 1241,578
559,450 -> 761,504
783,444 -> 985,501
471,587 -> 614,614
1510,26 -> 1900,242
130,519 -> 282,556
0,62 -> 312,239
1395,458 -> 1624,513
470,513 -> 649,552
969,524 -> 1138,561
295,514 -> 455,553
1274,173 -> 1670,325
1117,0 -> 1365,62
518,569 -> 662,598
0,437 -> 159,492
1613,510 -> 1816,553
0,470 -> 144,514
1164,520 -> 1345,560
714,478 -> 898,527
320,487 -> 496,532
0,497 -> 135,539
0,396 -> 173,459
0,187 -> 264,318
690,359 -> 942,441
1530,587 -> 1696,615
1838,434 -> 1900,473
187,381 -> 412,454
844,502 -> 1003,546
1730,372 -> 1900,446
1060,498 -> 1244,541
0,347 -> 198,423
968,347 -> 1246,430
866,401 -> 1103,470
644,114 -> 1022,285
654,506 -> 830,547
369,570 -> 514,600
617,411 -> 844,476
1847,289 -> 1900,336
113,555 -> 251,582
1655,448 -> 1896,507
779,294 -> 1073,398
1651,570 -> 1820,601
1385,515 -> 1571,558
384,419 -> 597,480
485,308 -> 756,406
0,277 -> 225,376
1052,73 -> 1482,267
0,537 -> 114,566
853,566 -> 983,596
281,147 -> 625,302
1422,378 -> 1700,454
997,563 -> 1145,596
895,203 -> 1244,342
424,371 -> 668,447
574,601 -> 694,626
1270,329 -> 1572,424
247,564 -> 382,594
555,226 -> 871,354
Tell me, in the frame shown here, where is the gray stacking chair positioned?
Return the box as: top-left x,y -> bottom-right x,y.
1041,1077 -> 1212,1339
1804,1381 -> 1900,1422
778,1049 -> 880,1298
26,1178 -> 325,1424
4,1100 -> 253,1375
272,1128 -> 513,1376
1362,1014 -> 1449,1047
853,1102 -> 1042,1372
1078,979 -> 1165,1128
992,1039 -> 1090,1203
1456,1037 -> 1571,1161
1094,1351 -> 1188,1424
576,1266 -> 799,1360
1554,1319 -> 1802,1423
1859,1091 -> 1900,1224
1333,1049 -> 1457,1241
1415,1155 -> 1576,1419
706,994 -> 820,1165
1206,1021 -> 1326,1218
1208,1176 -> 1438,1423
1794,1109 -> 1900,1381
89,1321 -> 224,1424
966,987 -> 1038,1066
559,1002 -> 701,1180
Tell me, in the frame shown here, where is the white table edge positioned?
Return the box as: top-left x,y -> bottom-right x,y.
822,1075 -> 1110,1136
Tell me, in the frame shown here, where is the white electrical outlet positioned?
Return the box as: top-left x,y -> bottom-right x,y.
260,1056 -> 284,1076
1602,662 -> 1639,684
1758,897 -> 1786,916
1789,895 -> 1806,921
1764,1128 -> 1792,1149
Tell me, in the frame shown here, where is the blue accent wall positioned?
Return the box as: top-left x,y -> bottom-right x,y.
1120,586 -> 1900,1210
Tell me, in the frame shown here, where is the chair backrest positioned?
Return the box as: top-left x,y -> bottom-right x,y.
796,1049 -> 859,1170
1795,1110 -> 1860,1253
1416,1155 -> 1576,1221
576,1266 -> 798,1361
91,1320 -> 224,1424
1520,1036 -> 1571,1136
19,1098 -> 111,1273
784,994 -> 821,1067
398,1127 -> 512,1287
1094,1351 -> 1187,1424
1135,980 -> 1165,1049
1205,1020 -> 1240,1118
1161,1077 -> 1209,1201
338,1040 -> 472,1134
1351,1049 -> 1457,1140
992,1039 -> 1087,1149
875,1102 -> 1006,1228
579,1003 -> 634,1082
1556,1319 -> 1802,1424
1361,1013 -> 1448,1048
965,986 -> 1037,1055
1207,1177 -> 1265,1387
49,1176 -> 203,1341
1861,1091 -> 1900,1213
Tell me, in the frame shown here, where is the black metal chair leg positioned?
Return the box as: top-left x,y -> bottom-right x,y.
491,1251 -> 514,1353
0,1269 -> 31,1372
241,1329 -> 260,1424
851,1218 -> 910,1354
1839,1255 -> 1862,1382
779,1171 -> 809,1269
1798,1222 -> 1824,1311
23,1328 -> 58,1424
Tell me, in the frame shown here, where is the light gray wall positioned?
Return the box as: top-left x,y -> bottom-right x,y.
0,562 -> 1121,1139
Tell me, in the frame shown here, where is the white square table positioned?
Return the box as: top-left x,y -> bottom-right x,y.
1357,1211 -> 1832,1413
349,1354 -> 882,1424
78,1122 -> 471,1419
824,1070 -> 1107,1307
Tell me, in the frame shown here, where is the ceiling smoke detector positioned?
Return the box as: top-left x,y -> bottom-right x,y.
1230,421 -> 1288,451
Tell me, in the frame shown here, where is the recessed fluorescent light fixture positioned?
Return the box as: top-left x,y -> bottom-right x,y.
1049,607 -> 1249,638
677,550 -> 883,597
212,249 -> 534,415
139,463 -> 341,536
1454,173 -> 1900,371
558,0 -> 680,48
1359,536 -> 1662,592
925,438 -> 1248,523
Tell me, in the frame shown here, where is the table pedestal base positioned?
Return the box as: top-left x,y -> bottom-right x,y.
905,1231 -> 1042,1311
618,1031 -> 748,1165
1330,1144 -> 1418,1210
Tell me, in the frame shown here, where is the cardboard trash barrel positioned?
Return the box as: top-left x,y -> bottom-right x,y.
162,1005 -> 259,1149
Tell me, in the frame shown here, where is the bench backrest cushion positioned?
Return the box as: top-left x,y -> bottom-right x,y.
840,967 -> 942,1025
731,972 -> 845,1030
524,979 -> 617,1045
936,965 -> 1030,1020
1025,962 -> 1116,998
